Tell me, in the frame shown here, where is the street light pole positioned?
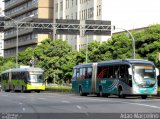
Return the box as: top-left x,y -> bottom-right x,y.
115,27 -> 136,59
4,15 -> 34,68
86,35 -> 88,64
16,24 -> 18,68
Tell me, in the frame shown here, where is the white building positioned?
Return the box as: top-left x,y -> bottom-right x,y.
54,0 -> 160,51
54,0 -> 110,51
0,38 -> 4,57
0,2 -> 4,57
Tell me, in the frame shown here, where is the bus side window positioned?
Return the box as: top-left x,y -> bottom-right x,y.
76,68 -> 80,80
97,66 -> 108,79
21,72 -> 25,81
103,67 -> 108,78
12,72 -> 17,80
120,65 -> 125,79
82,68 -> 86,80
80,68 -> 83,80
72,69 -> 77,79
26,72 -> 30,82
113,66 -> 120,78
85,68 -> 88,79
84,68 -> 88,79
17,72 -> 20,80
87,68 -> 92,79
108,66 -> 114,79
97,66 -> 102,79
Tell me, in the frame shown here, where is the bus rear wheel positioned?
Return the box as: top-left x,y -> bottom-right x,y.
79,87 -> 87,96
141,95 -> 147,99
36,90 -> 40,93
97,87 -> 104,97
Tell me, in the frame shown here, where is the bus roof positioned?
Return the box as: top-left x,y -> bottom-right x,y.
74,59 -> 155,68
2,67 -> 44,74
73,63 -> 94,68
99,59 -> 154,65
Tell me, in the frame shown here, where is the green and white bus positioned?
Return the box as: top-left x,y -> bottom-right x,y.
1,67 -> 45,93
72,59 -> 159,99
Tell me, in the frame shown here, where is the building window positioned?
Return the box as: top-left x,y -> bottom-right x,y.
66,0 -> 67,9
66,0 -> 69,9
75,12 -> 77,19
97,5 -> 99,16
66,15 -> 69,19
88,7 -> 94,18
60,2 -> 63,11
99,5 -> 101,16
72,0 -> 73,6
56,3 -> 58,12
71,13 -> 73,19
97,5 -> 101,16
85,9 -> 87,20
76,0 -> 77,5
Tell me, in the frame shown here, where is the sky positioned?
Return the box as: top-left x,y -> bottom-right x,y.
0,0 -> 160,30
105,0 -> 160,31
0,0 -> 4,15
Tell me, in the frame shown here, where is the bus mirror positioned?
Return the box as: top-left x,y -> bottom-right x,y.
128,68 -> 132,75
156,68 -> 159,76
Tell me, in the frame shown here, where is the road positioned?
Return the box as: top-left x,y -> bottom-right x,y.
0,92 -> 160,119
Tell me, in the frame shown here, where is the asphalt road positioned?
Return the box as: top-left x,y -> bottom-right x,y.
0,92 -> 160,119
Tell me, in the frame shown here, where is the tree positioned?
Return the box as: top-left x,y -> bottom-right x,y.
135,24 -> 160,68
108,33 -> 136,59
34,39 -> 77,83
18,47 -> 34,66
79,34 -> 135,63
1,60 -> 16,71
60,51 -> 78,83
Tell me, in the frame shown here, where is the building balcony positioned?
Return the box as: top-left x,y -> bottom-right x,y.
5,2 -> 38,19
4,28 -> 34,40
4,15 -> 38,30
5,0 -> 29,11
4,26 -> 52,40
4,38 -> 38,50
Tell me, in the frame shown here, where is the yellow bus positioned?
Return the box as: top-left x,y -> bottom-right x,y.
1,67 -> 45,93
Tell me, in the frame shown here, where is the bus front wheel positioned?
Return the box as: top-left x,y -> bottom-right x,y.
118,88 -> 125,98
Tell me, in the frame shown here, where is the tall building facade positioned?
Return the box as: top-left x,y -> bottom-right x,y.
4,0 -> 53,57
0,2 -> 4,57
54,0 -> 111,51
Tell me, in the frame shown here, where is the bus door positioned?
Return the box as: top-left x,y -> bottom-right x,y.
72,68 -> 79,93
80,67 -> 93,93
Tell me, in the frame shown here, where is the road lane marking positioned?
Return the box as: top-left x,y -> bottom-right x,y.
61,100 -> 70,103
19,102 -> 23,105
19,96 -> 26,99
22,108 -> 26,111
76,105 -> 82,110
73,97 -> 160,110
39,98 -> 46,100
121,101 -> 160,109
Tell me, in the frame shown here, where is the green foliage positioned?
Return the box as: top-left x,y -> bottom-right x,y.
107,33 -> 133,59
1,24 -> 160,83
1,61 -> 16,72
45,85 -> 71,93
18,47 -> 34,66
34,39 -> 77,84
135,24 -> 160,68
78,35 -> 134,63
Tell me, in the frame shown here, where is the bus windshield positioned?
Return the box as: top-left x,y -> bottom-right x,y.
133,65 -> 156,87
29,74 -> 43,83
